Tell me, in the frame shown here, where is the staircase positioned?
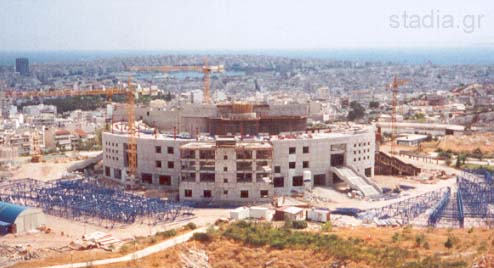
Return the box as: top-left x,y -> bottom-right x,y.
330,166 -> 381,196
375,152 -> 421,176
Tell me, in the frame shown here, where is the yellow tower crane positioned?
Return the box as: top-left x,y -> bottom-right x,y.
386,76 -> 409,155
129,57 -> 224,104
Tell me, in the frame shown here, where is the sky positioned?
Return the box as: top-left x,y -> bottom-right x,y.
0,0 -> 493,51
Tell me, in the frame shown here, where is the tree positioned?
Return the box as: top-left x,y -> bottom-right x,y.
472,148 -> 484,160
347,101 -> 365,121
369,101 -> 380,109
444,237 -> 454,249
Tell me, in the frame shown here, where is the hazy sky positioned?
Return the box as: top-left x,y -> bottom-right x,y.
0,0 -> 493,51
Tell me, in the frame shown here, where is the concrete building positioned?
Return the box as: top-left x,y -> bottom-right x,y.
15,58 -> 29,76
179,137 -> 273,203
375,122 -> 464,136
102,123 -> 380,202
396,134 -> 428,146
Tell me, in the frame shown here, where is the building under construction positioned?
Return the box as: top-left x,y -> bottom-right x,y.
209,103 -> 307,136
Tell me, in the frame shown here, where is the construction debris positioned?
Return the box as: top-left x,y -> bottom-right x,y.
69,231 -> 122,251
180,247 -> 211,268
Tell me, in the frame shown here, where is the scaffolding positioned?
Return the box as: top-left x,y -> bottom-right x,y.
359,187 -> 450,225
432,170 -> 494,228
0,176 -> 193,228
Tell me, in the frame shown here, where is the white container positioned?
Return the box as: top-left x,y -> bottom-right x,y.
229,206 -> 250,220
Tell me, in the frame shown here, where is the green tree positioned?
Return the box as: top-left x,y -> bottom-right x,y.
347,101 -> 365,121
444,237 -> 454,249
472,148 -> 484,160
369,101 -> 380,109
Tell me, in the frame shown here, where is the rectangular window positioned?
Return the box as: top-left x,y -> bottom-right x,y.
289,162 -> 296,169
292,176 -> 303,187
223,190 -> 228,195
330,154 -> 345,167
142,173 -> 153,184
260,190 -> 269,198
155,146 -> 161,154
274,177 -> 284,188
224,155 -> 228,160
240,190 -> 249,198
200,173 -> 215,182
274,166 -> 281,173
203,190 -> 212,198
159,175 -> 171,185
303,146 -> 309,153
223,167 -> 228,172
331,144 -> 346,151
289,147 -> 296,154
167,146 -> 174,154
236,173 -> 253,183
156,161 -> 162,168
303,161 -> 309,168
105,166 -> 110,176
114,168 -> 122,180
184,189 -> 192,197
168,161 -> 174,169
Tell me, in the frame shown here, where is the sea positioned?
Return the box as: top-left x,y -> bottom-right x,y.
0,47 -> 494,66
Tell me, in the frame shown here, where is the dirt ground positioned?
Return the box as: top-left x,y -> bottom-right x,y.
15,225 -> 494,268
0,208 -> 228,250
423,133 -> 494,155
4,151 -> 101,182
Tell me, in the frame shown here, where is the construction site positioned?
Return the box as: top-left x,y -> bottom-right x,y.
0,66 -> 493,268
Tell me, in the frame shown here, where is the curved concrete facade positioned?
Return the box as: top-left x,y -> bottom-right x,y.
102,125 -> 377,202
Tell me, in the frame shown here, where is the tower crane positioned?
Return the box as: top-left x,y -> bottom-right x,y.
6,80 -> 138,179
129,57 -> 224,104
387,76 -> 408,155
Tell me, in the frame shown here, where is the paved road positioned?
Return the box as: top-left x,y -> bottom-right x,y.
41,227 -> 208,268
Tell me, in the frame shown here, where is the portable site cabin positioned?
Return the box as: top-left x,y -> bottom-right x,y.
274,206 -> 305,221
0,201 -> 45,235
307,208 -> 331,223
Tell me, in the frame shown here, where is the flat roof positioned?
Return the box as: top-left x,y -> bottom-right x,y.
396,134 -> 428,142
376,122 -> 464,131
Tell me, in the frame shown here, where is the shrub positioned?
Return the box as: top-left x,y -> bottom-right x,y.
415,234 -> 426,248
445,237 -> 454,249
192,232 -> 212,242
321,221 -> 332,232
185,222 -> 197,230
158,229 -> 177,238
284,220 -> 307,229
392,232 -> 400,242
119,244 -> 129,254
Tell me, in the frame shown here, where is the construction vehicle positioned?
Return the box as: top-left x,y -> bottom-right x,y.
129,57 -> 224,104
6,80 -> 138,181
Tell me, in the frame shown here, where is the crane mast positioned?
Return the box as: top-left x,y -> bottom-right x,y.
387,76 -> 408,155
129,57 -> 224,104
